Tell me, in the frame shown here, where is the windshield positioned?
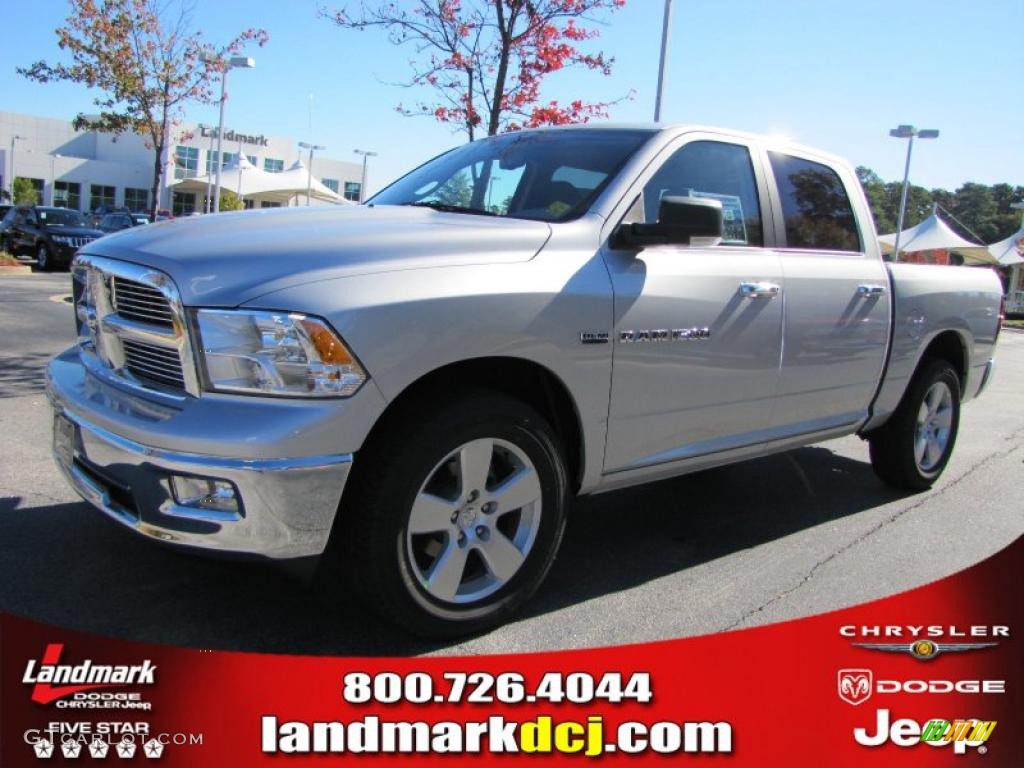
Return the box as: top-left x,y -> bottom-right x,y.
38,208 -> 88,227
371,129 -> 655,222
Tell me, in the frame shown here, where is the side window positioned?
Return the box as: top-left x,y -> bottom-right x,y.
642,140 -> 763,246
768,152 -> 862,252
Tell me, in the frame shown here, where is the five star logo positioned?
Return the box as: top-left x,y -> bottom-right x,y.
60,741 -> 83,759
89,738 -> 110,758
116,740 -> 137,759
33,738 -> 55,759
143,738 -> 165,758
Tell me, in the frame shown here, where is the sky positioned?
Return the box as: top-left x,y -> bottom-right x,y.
1,0 -> 1021,196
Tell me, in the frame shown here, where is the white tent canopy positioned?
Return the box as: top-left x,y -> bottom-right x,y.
170,152 -> 350,206
878,211 -> 998,266
987,227 -> 1024,266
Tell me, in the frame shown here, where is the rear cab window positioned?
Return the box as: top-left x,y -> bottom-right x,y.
768,152 -> 862,252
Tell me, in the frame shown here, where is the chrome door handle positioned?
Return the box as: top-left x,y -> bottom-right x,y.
740,282 -> 781,299
857,284 -> 887,297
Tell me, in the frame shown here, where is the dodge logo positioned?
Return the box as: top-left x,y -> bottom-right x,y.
838,669 -> 873,706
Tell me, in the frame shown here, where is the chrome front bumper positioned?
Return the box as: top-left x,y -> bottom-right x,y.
47,352 -> 355,559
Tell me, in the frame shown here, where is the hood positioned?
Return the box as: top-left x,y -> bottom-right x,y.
78,205 -> 551,306
47,226 -> 105,239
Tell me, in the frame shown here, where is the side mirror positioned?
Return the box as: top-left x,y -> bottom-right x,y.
614,196 -> 724,249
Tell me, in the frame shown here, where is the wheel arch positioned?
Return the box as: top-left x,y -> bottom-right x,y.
360,356 -> 585,493
920,329 -> 968,395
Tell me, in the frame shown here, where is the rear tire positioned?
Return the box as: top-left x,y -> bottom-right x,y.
868,358 -> 960,491
330,391 -> 568,637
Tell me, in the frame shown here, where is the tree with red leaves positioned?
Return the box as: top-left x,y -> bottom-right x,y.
19,0 -> 267,216
325,0 -> 629,140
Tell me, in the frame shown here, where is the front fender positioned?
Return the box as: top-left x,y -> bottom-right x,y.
242,219 -> 615,492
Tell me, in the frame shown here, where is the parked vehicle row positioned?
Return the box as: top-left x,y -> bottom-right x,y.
0,205 -> 154,270
0,206 -> 105,271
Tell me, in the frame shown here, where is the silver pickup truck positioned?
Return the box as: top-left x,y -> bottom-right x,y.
47,125 -> 1003,635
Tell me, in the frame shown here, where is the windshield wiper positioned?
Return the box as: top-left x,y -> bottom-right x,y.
403,201 -> 497,216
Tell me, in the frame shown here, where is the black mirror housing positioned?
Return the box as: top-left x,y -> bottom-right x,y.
614,196 -> 724,249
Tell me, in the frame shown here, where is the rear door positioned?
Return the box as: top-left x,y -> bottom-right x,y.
763,150 -> 890,435
602,136 -> 785,473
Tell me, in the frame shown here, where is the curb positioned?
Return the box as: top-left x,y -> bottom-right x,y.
0,265 -> 33,276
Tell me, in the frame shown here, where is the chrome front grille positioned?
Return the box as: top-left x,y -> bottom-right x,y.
112,277 -> 174,328
121,339 -> 186,388
62,236 -> 97,249
72,255 -> 199,397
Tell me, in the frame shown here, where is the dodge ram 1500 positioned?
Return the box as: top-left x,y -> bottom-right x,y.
47,125 -> 1003,635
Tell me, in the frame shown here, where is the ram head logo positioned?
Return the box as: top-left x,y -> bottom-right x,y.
838,669 -> 873,706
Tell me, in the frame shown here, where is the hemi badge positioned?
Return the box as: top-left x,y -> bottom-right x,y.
580,331 -> 610,345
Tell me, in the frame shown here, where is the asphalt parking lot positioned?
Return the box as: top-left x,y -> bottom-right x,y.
1,271 -> 1022,656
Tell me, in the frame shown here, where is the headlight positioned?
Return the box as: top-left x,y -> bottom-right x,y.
194,309 -> 367,397
53,235 -> 72,245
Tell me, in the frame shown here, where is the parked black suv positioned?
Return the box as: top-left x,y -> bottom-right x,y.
0,206 -> 105,271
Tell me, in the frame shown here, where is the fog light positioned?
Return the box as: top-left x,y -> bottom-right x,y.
170,475 -> 239,514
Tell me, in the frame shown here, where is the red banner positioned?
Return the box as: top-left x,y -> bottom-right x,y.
3,535 -> 1020,765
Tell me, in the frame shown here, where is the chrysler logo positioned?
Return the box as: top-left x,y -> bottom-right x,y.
851,640 -> 997,660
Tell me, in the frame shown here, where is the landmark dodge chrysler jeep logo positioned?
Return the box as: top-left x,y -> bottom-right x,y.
23,644 -> 156,704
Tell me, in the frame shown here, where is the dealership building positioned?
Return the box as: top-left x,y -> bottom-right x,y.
0,111 -> 365,215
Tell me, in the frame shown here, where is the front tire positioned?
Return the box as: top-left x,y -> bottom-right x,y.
868,358 -> 961,491
333,391 -> 568,637
37,243 -> 52,272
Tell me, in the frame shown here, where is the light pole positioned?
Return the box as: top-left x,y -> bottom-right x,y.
204,125 -> 216,213
49,153 -> 61,206
653,0 -> 674,122
889,124 -> 939,262
487,175 -> 501,210
298,142 -> 326,206
353,149 -> 377,203
205,55 -> 255,213
9,135 -> 25,200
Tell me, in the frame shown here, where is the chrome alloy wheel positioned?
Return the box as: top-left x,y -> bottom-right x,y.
915,381 -> 954,473
405,437 -> 543,604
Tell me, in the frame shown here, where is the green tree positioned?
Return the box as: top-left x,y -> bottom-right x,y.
857,167 -> 1023,244
856,166 -> 894,234
218,188 -> 244,212
19,0 -> 266,218
13,177 -> 39,205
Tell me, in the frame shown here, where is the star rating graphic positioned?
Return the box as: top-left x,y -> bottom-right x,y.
116,740 -> 137,759
143,738 -> 165,758
33,739 -> 54,759
61,740 -> 83,758
89,738 -> 110,758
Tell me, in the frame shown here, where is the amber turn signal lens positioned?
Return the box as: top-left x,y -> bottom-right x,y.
300,319 -> 354,365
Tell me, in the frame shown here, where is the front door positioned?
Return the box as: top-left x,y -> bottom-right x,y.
603,138 -> 784,473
